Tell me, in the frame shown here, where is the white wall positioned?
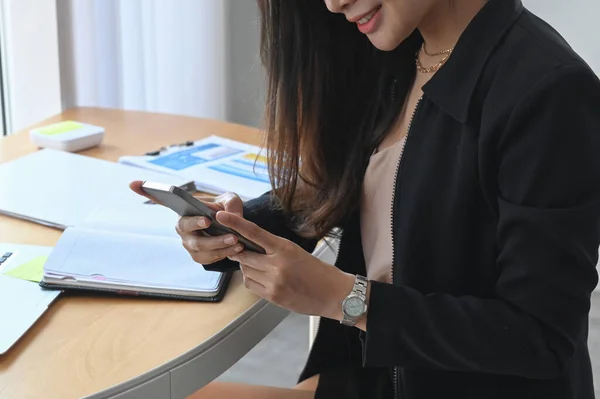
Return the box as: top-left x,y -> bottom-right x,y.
226,0 -> 265,128
0,0 -> 62,133
524,0 -> 600,74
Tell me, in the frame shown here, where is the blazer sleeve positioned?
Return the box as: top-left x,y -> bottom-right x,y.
203,191 -> 319,272
362,63 -> 600,378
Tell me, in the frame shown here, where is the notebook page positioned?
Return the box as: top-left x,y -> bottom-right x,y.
44,227 -> 221,291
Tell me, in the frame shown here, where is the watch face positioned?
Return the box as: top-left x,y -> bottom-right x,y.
344,296 -> 366,318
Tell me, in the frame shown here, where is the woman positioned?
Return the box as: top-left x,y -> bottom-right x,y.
132,0 -> 600,397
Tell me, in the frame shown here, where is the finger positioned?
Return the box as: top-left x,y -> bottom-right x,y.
129,180 -> 145,196
194,196 -> 224,212
177,216 -> 212,233
188,243 -> 244,264
182,234 -> 240,252
129,180 -> 162,204
240,263 -> 268,289
216,211 -> 280,252
241,275 -> 268,297
217,192 -> 243,217
197,196 -> 218,203
228,250 -> 270,272
207,244 -> 245,264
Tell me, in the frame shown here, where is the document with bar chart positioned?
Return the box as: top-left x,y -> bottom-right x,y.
119,135 -> 271,200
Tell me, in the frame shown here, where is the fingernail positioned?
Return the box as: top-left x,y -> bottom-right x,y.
198,218 -> 207,227
224,235 -> 236,245
234,245 -> 243,252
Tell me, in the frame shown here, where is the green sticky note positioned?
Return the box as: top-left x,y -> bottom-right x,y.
3,256 -> 47,283
36,121 -> 84,136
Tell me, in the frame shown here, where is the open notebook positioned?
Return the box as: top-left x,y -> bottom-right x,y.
39,202 -> 231,302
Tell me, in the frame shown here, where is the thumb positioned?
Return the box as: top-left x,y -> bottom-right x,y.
220,193 -> 243,217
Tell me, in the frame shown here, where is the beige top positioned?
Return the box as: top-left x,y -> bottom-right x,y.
360,137 -> 406,283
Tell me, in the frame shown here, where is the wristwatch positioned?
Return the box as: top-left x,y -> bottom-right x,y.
341,274 -> 368,327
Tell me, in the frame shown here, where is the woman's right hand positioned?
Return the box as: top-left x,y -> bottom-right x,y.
175,192 -> 246,264
129,181 -> 245,264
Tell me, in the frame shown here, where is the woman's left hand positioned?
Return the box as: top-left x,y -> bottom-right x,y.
216,211 -> 355,320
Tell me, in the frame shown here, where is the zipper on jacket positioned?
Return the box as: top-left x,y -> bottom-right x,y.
390,96 -> 423,399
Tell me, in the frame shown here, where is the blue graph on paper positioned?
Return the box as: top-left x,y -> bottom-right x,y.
208,158 -> 269,184
149,143 -> 243,171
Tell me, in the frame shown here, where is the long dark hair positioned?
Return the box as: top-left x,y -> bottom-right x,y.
258,0 -> 419,238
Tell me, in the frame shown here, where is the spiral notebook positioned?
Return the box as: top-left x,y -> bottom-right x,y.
39,202 -> 231,302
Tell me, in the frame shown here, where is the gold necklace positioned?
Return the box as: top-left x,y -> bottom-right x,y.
415,47 -> 453,74
422,42 -> 453,57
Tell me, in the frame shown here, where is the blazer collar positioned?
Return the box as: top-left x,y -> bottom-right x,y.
397,0 -> 525,123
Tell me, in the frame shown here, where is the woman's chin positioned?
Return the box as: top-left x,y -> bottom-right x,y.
367,31 -> 407,52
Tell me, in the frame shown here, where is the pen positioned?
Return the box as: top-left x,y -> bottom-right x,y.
145,140 -> 195,156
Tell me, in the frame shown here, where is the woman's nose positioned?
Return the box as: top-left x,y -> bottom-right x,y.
324,0 -> 357,14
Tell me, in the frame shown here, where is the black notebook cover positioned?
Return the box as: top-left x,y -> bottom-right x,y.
39,271 -> 233,303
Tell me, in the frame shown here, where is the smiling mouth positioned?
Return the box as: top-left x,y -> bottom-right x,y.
357,6 -> 381,25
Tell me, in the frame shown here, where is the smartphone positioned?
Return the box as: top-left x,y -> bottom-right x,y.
140,181 -> 266,254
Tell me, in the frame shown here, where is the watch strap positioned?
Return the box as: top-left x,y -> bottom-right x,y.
354,274 -> 368,297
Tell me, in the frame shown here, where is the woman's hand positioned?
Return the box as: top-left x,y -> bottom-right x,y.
129,181 -> 245,264
216,210 -> 355,319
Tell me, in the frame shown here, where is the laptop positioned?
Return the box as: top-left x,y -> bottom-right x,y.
0,243 -> 61,355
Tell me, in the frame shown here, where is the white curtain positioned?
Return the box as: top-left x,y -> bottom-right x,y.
1,0 -> 62,133
57,0 -> 228,121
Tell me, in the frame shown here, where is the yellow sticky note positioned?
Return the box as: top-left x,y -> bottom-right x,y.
36,121 -> 84,136
3,256 -> 47,283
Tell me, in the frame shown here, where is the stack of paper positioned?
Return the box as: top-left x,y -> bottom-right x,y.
118,136 -> 272,200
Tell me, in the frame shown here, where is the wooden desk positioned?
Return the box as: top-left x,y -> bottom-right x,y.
0,108 -> 288,399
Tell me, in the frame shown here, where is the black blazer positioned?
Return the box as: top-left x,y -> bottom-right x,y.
207,0 -> 600,397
